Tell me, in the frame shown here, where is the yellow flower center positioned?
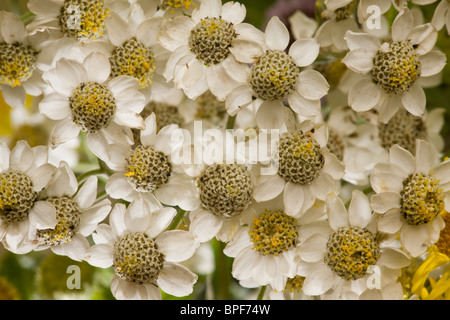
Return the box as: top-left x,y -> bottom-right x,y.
401,173 -> 445,225
249,210 -> 298,256
325,226 -> 380,280
0,43 -> 38,87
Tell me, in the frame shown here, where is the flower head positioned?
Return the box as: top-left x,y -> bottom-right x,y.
85,197 -> 199,299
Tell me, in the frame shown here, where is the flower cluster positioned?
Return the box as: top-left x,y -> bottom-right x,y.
0,0 -> 449,300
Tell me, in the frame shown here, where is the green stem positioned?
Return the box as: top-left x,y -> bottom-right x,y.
226,115 -> 236,130
213,239 -> 232,300
168,208 -> 186,230
257,285 -> 267,300
77,168 -> 104,183
20,12 -> 35,24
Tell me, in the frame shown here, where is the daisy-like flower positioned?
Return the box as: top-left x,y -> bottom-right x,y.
27,0 -> 111,43
32,161 -> 111,261
0,141 -> 57,254
375,107 -> 445,156
298,191 -> 411,298
225,15 -> 329,123
188,159 -> 256,243
252,120 -> 344,217
104,0 -> 172,99
160,0 -> 252,101
0,11 -> 44,108
39,52 -> 146,160
265,275 -> 312,300
159,0 -> 201,17
370,140 -> 449,257
85,197 -> 199,300
342,8 -> 447,122
315,0 -> 359,52
431,0 -> 450,35
322,105 -> 388,186
104,114 -> 199,211
223,194 -> 327,291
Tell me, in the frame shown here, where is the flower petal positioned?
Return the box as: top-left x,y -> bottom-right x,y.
392,8 -> 413,42
341,49 -> 374,74
265,16 -> 290,51
348,79 -> 380,112
288,38 -> 320,67
83,52 -> 111,83
253,174 -> 286,202
296,69 -> 329,100
50,119 -> 80,149
225,84 -> 254,116
124,197 -> 151,232
157,262 -> 198,297
401,84 -> 426,117
74,175 -> 98,209
283,182 -> 304,217
327,194 -> 349,231
156,230 -> 199,262
377,208 -> 403,234
348,190 -> 372,228
28,200 -> 57,229
370,192 -> 401,213
39,93 -> 71,120
418,50 -> 447,77
85,243 -> 113,268
287,91 -> 321,117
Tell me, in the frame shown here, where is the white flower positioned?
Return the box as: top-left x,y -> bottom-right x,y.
85,197 -> 199,300
265,276 -> 313,300
160,0 -> 251,101
298,191 -> 411,298
0,11 -> 45,108
342,8 -> 446,122
375,107 -> 445,157
104,0 -> 171,100
315,0 -> 359,52
27,0 -> 111,43
32,161 -> 111,261
223,194 -> 327,291
226,15 -> 329,122
159,0 -> 201,17
324,106 -> 388,186
104,114 -> 200,211
188,163 -> 256,243
0,141 -> 57,254
39,52 -> 146,159
253,121 -> 344,217
370,140 -> 448,258
431,0 -> 450,35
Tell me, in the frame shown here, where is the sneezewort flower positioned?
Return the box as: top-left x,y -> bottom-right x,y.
85,197 -> 199,300
39,52 -> 146,159
32,161 -> 111,261
104,114 -> 199,212
0,141 -> 57,254
226,15 -> 329,121
160,0 -> 251,102
341,8 -> 446,123
298,191 -> 410,298
370,140 -> 449,257
252,121 -> 344,217
0,11 -> 44,108
224,195 -> 327,291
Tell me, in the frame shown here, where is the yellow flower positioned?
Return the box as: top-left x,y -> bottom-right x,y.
411,211 -> 450,299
